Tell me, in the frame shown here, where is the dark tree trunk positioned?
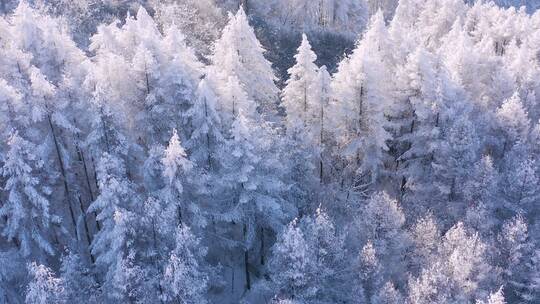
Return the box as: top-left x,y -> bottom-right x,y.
75,138 -> 101,231
260,227 -> 265,265
320,98 -> 325,183
243,223 -> 251,290
77,196 -> 95,264
48,114 -> 78,239
244,249 -> 251,290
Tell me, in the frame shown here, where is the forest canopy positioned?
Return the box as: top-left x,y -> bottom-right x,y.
0,0 -> 539,303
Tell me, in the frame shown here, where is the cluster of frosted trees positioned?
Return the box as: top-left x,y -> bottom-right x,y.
0,0 -> 540,303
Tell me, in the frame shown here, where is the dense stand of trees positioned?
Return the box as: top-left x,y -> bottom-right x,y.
0,1 -> 539,303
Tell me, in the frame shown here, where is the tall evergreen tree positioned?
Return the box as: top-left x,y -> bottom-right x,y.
282,33 -> 320,136
208,7 -> 279,121
331,11 -> 393,188
0,131 -> 55,258
25,263 -> 65,304
162,225 -> 209,304
88,153 -> 141,301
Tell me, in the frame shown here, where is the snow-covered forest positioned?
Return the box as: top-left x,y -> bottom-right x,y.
0,0 -> 539,303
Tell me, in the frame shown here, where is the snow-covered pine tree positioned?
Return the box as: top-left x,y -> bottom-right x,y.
300,208 -> 350,302
162,225 -> 209,304
463,155 -> 500,234
464,155 -> 499,206
432,112 -> 479,220
185,79 -> 225,172
496,92 -> 531,151
221,110 -> 291,291
0,131 -> 55,258
269,218 -> 315,301
497,215 -> 535,302
59,252 -> 99,303
408,222 -> 493,303
408,213 -> 440,276
372,281 -> 404,304
25,263 -> 65,304
282,33 -> 320,136
312,66 -> 332,184
161,129 -> 200,227
356,192 -> 407,300
208,7 -> 279,121
330,10 -> 393,190
88,153 -> 142,301
281,35 -> 334,210
394,46 -> 448,215
501,145 -> 539,215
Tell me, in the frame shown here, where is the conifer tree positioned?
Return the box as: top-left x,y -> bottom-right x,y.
25,263 -> 65,304
269,219 -> 315,300
221,111 -> 291,290
0,131 -> 55,258
162,225 -> 209,304
59,252 -> 99,303
185,79 -> 225,171
161,129 -> 201,227
208,7 -> 279,121
282,33 -> 320,135
302,208 -> 350,302
497,215 -> 534,302
432,113 -> 479,221
357,192 -> 407,297
496,92 -> 531,148
88,153 -> 140,301
331,11 -> 393,187
410,222 -> 494,303
502,150 -> 539,214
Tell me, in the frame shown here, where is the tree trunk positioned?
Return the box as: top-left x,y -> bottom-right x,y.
244,249 -> 251,290
243,223 -> 251,290
358,86 -> 364,128
400,176 -> 407,199
48,114 -> 78,239
260,227 -> 265,265
151,220 -> 165,303
77,196 -> 95,264
75,138 -> 101,231
204,99 -> 212,169
517,170 -> 529,205
233,98 -> 236,119
304,82 -> 308,127
99,108 -> 111,154
144,63 -> 151,95
449,178 -> 456,201
177,201 -> 183,226
320,98 -> 325,183
231,265 -> 235,293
